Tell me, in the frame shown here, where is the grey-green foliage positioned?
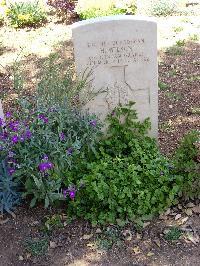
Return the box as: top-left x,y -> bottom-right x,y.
0,159 -> 21,214
36,53 -> 94,110
150,0 -> 179,16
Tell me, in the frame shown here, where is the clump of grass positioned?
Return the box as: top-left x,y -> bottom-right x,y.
158,80 -> 169,91
173,26 -> 184,33
188,34 -> 199,42
165,92 -> 182,101
25,238 -> 49,257
165,46 -> 183,56
176,39 -> 186,47
189,107 -> 200,115
164,227 -> 182,241
169,69 -> 177,77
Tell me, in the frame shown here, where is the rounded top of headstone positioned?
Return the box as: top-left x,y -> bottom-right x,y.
72,15 -> 157,29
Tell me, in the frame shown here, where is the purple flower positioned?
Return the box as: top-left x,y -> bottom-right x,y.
5,112 -> 11,118
20,136 -> 25,142
89,119 -> 97,127
0,132 -> 8,140
47,162 -> 53,169
67,147 -> 73,156
38,114 -> 45,119
69,190 -> 76,200
63,185 -> 76,200
9,121 -> 19,131
43,117 -> 49,124
25,130 -> 32,139
42,154 -> 49,161
8,151 -> 15,158
38,161 -> 53,172
8,168 -> 15,175
38,114 -> 48,124
160,171 -> 164,176
59,132 -> 65,141
0,118 -> 4,126
11,135 -> 19,144
111,111 -> 115,116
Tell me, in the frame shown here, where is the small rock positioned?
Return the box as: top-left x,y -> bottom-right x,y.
49,241 -> 57,249
82,234 -> 93,240
175,213 -> 182,220
169,105 -> 173,109
26,253 -> 32,259
165,208 -> 171,216
147,252 -> 155,257
184,208 -> 193,216
30,221 -> 40,226
19,256 -> 24,261
180,217 -> 189,225
96,228 -> 102,234
143,222 -> 151,228
163,229 -> 170,235
186,202 -> 195,208
192,205 -> 200,214
154,238 -> 161,247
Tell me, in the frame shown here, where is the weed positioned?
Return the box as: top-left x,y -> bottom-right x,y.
164,227 -> 182,241
188,34 -> 199,42
169,69 -> 177,77
187,75 -> 200,82
165,46 -> 183,56
96,226 -> 123,250
176,39 -> 186,47
158,80 -> 169,91
25,237 -> 49,257
165,92 -> 182,101
173,26 -> 184,33
189,107 -> 200,115
159,121 -> 172,132
43,214 -> 63,233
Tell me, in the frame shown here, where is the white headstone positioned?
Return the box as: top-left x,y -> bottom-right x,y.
72,15 -> 158,137
0,99 -> 4,121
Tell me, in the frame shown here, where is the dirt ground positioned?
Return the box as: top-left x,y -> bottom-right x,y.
0,13 -> 200,266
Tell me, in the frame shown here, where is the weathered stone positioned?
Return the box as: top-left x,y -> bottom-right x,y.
72,15 -> 158,137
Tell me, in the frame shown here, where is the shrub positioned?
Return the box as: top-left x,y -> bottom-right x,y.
47,0 -> 76,20
6,1 -> 47,28
149,0 -> 179,16
65,102 -> 182,225
0,158 -> 21,214
75,0 -> 136,20
0,104 -> 102,208
173,130 -> 200,199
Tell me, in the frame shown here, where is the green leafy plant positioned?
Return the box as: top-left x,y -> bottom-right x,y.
6,1 -> 47,28
173,26 -> 184,33
96,226 -> 123,250
75,0 -> 136,20
164,227 -> 182,241
25,237 -> 49,257
66,102 -> 181,225
158,80 -> 169,91
165,92 -> 182,101
173,130 -> 200,199
165,45 -> 183,56
43,214 -> 63,232
0,103 -> 101,208
149,0 -> 179,16
0,158 -> 21,215
176,39 -> 186,47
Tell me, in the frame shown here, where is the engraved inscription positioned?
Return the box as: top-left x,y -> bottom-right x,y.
86,39 -> 150,66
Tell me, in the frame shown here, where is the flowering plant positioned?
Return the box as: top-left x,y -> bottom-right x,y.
0,103 -> 102,207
